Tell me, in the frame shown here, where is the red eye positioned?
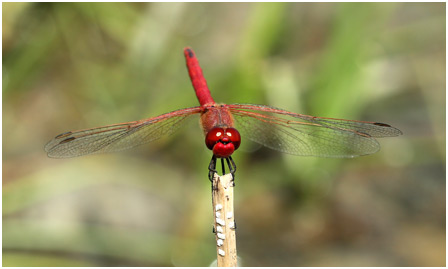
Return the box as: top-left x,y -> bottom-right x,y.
205,127 -> 224,150
225,128 -> 241,150
205,127 -> 241,153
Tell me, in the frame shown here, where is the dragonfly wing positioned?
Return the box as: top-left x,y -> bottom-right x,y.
45,107 -> 202,158
228,104 -> 402,158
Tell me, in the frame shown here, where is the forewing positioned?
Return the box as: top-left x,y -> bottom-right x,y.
45,107 -> 202,158
228,104 -> 402,158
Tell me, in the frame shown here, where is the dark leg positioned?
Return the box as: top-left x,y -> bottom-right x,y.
209,155 -> 237,184
226,156 -> 237,185
227,156 -> 236,174
221,158 -> 225,175
208,155 -> 217,182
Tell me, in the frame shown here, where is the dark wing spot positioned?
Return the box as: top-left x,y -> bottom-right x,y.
55,131 -> 72,139
374,122 -> 391,127
60,137 -> 76,144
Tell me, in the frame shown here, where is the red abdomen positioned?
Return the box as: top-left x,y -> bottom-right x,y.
184,48 -> 215,106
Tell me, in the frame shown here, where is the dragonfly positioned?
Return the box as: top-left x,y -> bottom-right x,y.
45,47 -> 402,181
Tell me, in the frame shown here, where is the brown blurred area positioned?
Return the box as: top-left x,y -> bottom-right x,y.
3,2 -> 445,266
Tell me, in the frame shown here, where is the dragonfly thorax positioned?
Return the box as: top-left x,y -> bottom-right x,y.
205,127 -> 241,158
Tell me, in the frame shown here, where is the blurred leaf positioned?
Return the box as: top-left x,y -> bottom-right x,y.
3,219 -> 174,265
308,3 -> 397,117
3,252 -> 94,267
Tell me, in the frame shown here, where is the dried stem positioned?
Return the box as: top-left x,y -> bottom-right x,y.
212,173 -> 237,267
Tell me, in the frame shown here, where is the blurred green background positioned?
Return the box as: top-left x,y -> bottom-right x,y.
3,2 -> 445,266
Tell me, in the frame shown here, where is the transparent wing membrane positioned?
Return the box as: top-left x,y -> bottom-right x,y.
45,107 -> 202,158
45,102 -> 401,159
228,104 -> 402,158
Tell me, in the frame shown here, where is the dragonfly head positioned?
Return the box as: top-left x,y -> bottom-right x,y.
205,127 -> 241,158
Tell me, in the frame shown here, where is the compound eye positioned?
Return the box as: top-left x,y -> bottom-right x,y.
205,127 -> 225,150
225,128 -> 241,150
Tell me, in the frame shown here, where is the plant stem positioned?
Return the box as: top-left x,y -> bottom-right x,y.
212,173 -> 237,267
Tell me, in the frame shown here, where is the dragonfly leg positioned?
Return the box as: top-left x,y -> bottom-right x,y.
208,155 -> 217,182
226,156 -> 236,186
221,158 -> 226,175
209,155 -> 236,185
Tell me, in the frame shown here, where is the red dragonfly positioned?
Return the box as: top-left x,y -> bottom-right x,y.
45,47 -> 402,181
